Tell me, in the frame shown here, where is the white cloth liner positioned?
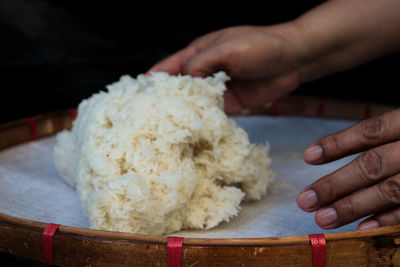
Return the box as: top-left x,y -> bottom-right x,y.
0,116 -> 362,238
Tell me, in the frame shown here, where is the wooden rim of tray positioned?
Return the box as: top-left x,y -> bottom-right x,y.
1,95 -> 399,266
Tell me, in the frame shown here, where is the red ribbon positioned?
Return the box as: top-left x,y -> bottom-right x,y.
70,108 -> 78,121
167,236 -> 184,267
26,117 -> 37,140
271,101 -> 278,116
43,223 -> 60,265
309,233 -> 326,267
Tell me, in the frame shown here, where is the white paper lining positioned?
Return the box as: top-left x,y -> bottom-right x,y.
0,116 -> 361,238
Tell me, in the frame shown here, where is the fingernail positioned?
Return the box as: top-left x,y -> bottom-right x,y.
304,145 -> 323,162
358,220 -> 380,230
316,208 -> 338,226
297,189 -> 318,210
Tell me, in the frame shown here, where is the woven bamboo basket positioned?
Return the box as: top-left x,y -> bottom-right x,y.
0,95 -> 399,266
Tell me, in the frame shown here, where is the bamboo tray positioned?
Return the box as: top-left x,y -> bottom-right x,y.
0,95 -> 399,266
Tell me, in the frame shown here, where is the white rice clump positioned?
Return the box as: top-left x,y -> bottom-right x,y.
54,72 -> 275,235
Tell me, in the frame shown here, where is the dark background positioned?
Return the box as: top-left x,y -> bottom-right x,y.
0,0 -> 399,124
0,2 -> 398,264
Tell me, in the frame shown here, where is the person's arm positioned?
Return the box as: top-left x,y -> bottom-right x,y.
148,0 -> 400,113
294,0 -> 400,83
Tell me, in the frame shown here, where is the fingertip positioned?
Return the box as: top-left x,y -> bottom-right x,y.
317,223 -> 338,230
358,220 -> 380,230
151,60 -> 179,75
182,58 -> 208,77
146,63 -> 165,75
303,144 -> 323,164
147,47 -> 195,76
296,188 -> 318,211
183,44 -> 227,77
145,70 -> 153,76
315,207 -> 338,228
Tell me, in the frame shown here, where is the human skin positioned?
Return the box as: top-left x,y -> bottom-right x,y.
147,0 -> 400,230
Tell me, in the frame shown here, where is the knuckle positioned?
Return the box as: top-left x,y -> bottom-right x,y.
315,175 -> 338,202
336,196 -> 358,222
320,134 -> 341,157
361,116 -> 385,141
378,176 -> 400,205
377,208 -> 400,226
357,150 -> 383,181
386,209 -> 400,225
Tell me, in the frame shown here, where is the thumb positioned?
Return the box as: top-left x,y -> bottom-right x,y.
183,45 -> 229,77
147,46 -> 197,75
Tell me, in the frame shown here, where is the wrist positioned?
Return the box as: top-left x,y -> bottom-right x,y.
286,0 -> 400,84
261,21 -> 313,84
288,18 -> 322,83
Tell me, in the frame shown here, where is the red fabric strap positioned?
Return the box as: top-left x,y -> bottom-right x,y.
271,101 -> 278,116
167,236 -> 184,267
26,117 -> 37,140
309,233 -> 326,267
70,108 -> 78,121
43,223 -> 60,265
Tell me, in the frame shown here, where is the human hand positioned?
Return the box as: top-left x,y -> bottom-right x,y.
148,0 -> 400,114
147,25 -> 303,113
297,109 -> 400,230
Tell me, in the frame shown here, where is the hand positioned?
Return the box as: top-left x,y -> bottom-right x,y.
297,109 -> 400,230
147,0 -> 400,114
147,25 -> 303,113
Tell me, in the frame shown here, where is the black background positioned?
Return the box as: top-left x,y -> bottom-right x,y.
0,0 -> 399,124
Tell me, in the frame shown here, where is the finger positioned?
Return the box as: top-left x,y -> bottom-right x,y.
358,207 -> 400,230
303,109 -> 400,165
313,173 -> 400,229
147,30 -> 222,76
224,90 -> 244,114
357,216 -> 381,230
297,140 -> 400,212
183,43 -> 230,77
146,46 -> 197,75
227,73 -> 299,109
